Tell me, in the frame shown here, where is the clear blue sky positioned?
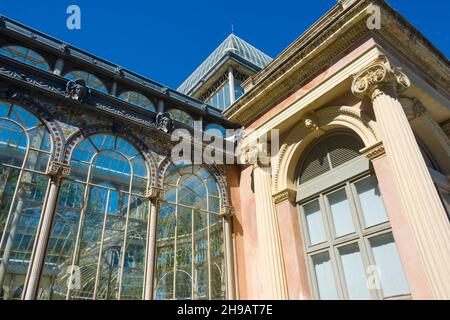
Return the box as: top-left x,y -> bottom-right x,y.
0,0 -> 448,89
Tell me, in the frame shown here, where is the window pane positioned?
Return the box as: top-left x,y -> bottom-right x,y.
303,200 -> 327,245
355,176 -> 388,227
369,233 -> 409,297
311,252 -> 338,300
327,189 -> 355,237
338,243 -> 371,300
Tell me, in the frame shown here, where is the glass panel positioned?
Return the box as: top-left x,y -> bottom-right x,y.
0,172 -> 49,300
338,243 -> 371,300
303,200 -> 327,246
0,120 -> 27,167
355,176 -> 388,227
64,71 -> 108,93
210,212 -> 225,300
327,189 -> 355,237
0,46 -> 49,71
39,134 -> 149,300
369,233 -> 409,297
311,252 -> 338,300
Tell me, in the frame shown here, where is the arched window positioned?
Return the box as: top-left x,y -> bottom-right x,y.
0,101 -> 52,300
155,162 -> 225,300
0,45 -> 50,71
296,131 -> 410,300
64,70 -> 108,94
39,134 -> 150,300
167,109 -> 194,127
118,91 -> 156,112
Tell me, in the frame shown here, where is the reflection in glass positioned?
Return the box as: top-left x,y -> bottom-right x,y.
0,102 -> 51,300
38,134 -> 149,300
327,189 -> 354,237
369,233 -> 409,297
0,45 -> 50,71
155,163 -> 225,300
118,91 -> 156,112
355,176 -> 388,227
64,70 -> 108,93
303,200 -> 327,246
312,252 -> 338,300
338,243 -> 371,300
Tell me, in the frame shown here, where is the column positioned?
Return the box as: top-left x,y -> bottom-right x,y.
53,58 -> 64,76
23,161 -> 70,300
228,66 -> 236,105
143,186 -> 163,300
248,146 -> 288,299
219,205 -> 236,300
273,189 -> 311,300
352,55 -> 450,299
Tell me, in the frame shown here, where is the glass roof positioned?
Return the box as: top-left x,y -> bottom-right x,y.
178,34 -> 272,96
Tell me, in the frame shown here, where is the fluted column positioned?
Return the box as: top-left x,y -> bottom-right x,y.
219,205 -> 236,300
23,161 -> 71,300
248,146 -> 288,299
143,186 -> 163,300
352,56 -> 450,299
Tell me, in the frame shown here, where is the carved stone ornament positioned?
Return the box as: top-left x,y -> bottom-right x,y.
351,55 -> 410,100
145,186 -> 164,201
303,114 -> 319,131
218,205 -> 234,220
244,143 -> 271,167
66,79 -> 91,103
46,160 -> 71,178
156,112 -> 174,134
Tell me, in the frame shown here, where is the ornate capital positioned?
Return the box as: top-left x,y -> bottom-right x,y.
243,143 -> 271,168
273,188 -> 296,205
352,56 -> 410,100
145,186 -> 164,202
218,205 -> 234,220
360,141 -> 385,161
46,161 -> 71,179
66,79 -> 90,102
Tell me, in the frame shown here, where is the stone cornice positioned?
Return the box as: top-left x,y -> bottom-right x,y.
225,0 -> 449,126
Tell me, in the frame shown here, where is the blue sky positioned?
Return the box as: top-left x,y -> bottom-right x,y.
0,1 -> 448,89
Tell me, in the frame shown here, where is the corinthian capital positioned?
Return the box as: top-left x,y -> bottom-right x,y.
352,55 -> 410,100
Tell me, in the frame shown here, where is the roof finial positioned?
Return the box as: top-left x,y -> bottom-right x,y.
231,21 -> 234,34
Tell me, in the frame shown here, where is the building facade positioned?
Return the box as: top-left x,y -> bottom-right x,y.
0,0 -> 449,300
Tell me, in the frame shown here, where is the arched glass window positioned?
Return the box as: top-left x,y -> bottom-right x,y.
167,109 -> 194,127
296,132 -> 410,300
118,91 -> 156,112
38,134 -> 150,300
64,70 -> 108,94
0,101 -> 52,300
155,162 -> 225,300
0,45 -> 50,71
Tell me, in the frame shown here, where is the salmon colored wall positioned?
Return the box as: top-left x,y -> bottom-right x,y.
275,199 -> 311,299
246,37 -> 377,129
226,164 -> 260,299
372,156 -> 433,299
